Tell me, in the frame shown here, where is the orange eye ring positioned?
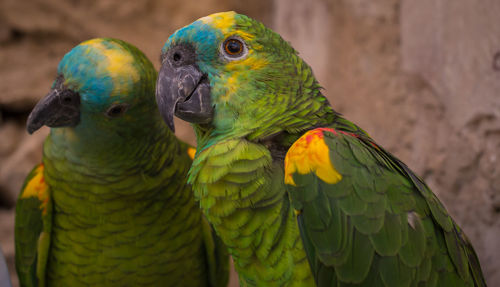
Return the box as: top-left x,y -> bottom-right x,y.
223,38 -> 245,57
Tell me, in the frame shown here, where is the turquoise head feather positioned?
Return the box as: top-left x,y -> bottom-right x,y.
28,38 -> 163,144
156,11 -> 334,147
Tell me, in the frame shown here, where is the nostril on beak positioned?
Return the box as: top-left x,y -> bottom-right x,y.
173,52 -> 182,62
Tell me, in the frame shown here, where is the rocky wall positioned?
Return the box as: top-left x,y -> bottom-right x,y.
1,0 -> 498,285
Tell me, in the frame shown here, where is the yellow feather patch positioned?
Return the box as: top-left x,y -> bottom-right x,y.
198,13 -> 267,103
284,129 -> 342,186
81,39 -> 140,94
81,38 -> 103,47
221,52 -> 268,102
199,11 -> 236,32
226,51 -> 267,71
234,30 -> 255,42
21,164 -> 50,215
187,147 -> 196,160
198,12 -> 258,43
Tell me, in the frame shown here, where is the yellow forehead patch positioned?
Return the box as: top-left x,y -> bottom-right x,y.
199,11 -> 236,32
81,39 -> 140,93
81,38 -> 104,47
285,129 -> 342,186
21,164 -> 50,215
198,12 -> 256,42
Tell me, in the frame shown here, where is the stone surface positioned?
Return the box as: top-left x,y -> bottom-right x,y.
0,126 -> 48,207
0,121 -> 29,206
0,210 -> 15,287
400,1 -> 500,284
0,0 -> 499,286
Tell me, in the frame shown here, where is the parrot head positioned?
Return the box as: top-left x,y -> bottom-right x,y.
156,11 -> 334,143
27,38 -> 159,139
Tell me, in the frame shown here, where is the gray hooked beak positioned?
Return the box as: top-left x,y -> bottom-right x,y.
26,88 -> 80,134
155,46 -> 213,132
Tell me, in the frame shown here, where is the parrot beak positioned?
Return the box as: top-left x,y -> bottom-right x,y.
26,88 -> 81,134
155,45 -> 213,132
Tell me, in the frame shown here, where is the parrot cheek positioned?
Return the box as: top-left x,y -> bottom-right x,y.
26,88 -> 81,134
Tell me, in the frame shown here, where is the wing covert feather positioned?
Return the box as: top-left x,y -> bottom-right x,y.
15,164 -> 52,287
285,128 -> 486,286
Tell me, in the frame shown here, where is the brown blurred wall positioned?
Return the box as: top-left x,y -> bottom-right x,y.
0,0 -> 499,286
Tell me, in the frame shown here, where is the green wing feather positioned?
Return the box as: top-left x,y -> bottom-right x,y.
286,127 -> 486,287
15,164 -> 52,287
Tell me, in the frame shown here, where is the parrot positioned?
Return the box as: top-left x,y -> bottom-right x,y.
155,11 -> 487,287
15,38 -> 228,287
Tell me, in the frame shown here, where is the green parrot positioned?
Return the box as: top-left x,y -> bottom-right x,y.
155,11 -> 486,287
15,38 -> 228,287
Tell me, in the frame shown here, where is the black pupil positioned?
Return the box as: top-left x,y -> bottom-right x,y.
173,52 -> 181,62
226,40 -> 242,54
108,106 -> 123,116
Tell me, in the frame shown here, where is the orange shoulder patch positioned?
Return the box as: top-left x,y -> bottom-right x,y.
187,147 -> 196,160
284,129 -> 342,186
21,164 -> 50,215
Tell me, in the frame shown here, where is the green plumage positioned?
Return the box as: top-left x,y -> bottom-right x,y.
15,38 -> 228,287
288,127 -> 485,286
157,11 -> 486,287
189,139 -> 312,286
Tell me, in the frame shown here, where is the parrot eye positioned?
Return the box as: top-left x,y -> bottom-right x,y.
221,37 -> 247,60
105,103 -> 129,118
224,39 -> 243,55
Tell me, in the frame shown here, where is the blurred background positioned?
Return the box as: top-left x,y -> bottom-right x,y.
0,0 -> 499,286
